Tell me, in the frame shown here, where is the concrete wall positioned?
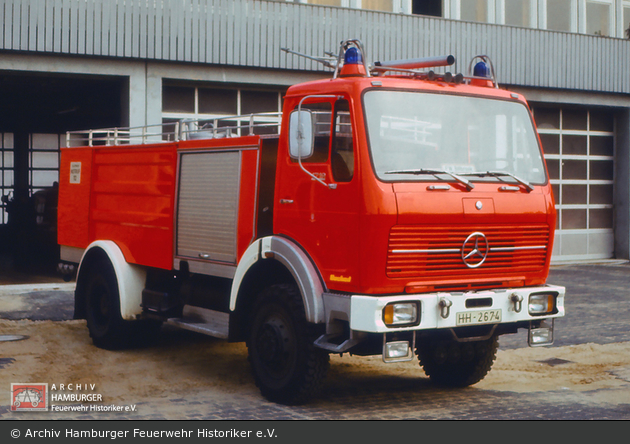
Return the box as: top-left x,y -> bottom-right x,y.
1,0 -> 629,93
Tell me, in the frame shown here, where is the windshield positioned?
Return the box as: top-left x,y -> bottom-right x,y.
363,90 -> 547,185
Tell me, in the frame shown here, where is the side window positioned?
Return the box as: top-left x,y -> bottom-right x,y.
331,99 -> 354,182
293,102 -> 332,163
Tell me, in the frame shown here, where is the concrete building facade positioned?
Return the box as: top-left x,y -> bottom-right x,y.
0,0 -> 629,268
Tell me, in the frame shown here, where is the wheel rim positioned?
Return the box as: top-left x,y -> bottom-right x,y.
254,313 -> 295,381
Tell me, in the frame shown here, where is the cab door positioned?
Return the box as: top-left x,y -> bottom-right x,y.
274,97 -> 361,293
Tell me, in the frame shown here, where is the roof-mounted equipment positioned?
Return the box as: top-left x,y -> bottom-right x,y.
281,40 -> 371,79
333,39 -> 371,78
373,54 -> 455,71
371,54 -> 462,84
467,55 -> 498,88
280,47 -> 338,70
281,39 -> 499,88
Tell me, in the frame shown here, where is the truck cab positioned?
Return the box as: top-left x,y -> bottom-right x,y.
276,57 -> 554,297
268,41 -> 563,390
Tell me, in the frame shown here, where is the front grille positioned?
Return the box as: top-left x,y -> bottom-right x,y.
387,224 -> 550,279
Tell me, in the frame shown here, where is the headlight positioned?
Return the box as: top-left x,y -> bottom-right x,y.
383,302 -> 419,326
528,293 -> 556,315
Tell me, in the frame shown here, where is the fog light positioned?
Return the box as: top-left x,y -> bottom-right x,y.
383,302 -> 419,326
528,293 -> 555,315
383,341 -> 412,362
528,319 -> 554,346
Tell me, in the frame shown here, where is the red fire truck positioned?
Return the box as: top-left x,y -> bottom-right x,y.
58,40 -> 565,404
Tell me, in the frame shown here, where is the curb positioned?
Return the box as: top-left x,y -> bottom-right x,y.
0,282 -> 76,295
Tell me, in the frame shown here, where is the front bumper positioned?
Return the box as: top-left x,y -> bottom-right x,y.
347,284 -> 565,333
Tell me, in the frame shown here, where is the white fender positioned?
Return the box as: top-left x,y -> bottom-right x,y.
229,236 -> 326,324
78,241 -> 146,321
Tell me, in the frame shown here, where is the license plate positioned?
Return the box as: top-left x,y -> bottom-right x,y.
456,309 -> 502,326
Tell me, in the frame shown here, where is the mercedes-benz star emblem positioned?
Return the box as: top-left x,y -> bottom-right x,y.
461,232 -> 489,268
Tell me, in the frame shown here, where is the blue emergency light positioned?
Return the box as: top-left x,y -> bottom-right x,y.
473,61 -> 490,78
344,47 -> 362,65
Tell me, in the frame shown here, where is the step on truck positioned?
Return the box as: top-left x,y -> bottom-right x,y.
58,40 -> 566,405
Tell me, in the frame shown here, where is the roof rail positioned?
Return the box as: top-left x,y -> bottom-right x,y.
66,113 -> 282,148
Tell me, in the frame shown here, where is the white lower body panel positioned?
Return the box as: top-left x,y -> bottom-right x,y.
349,285 -> 565,334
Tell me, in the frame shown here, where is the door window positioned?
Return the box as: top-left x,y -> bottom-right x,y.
331,99 -> 354,182
291,98 -> 356,183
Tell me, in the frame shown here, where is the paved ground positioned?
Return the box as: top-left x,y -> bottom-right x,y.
3,262 -> 629,346
1,262 -> 629,420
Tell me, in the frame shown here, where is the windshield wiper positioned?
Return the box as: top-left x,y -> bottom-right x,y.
459,171 -> 534,192
384,168 -> 474,191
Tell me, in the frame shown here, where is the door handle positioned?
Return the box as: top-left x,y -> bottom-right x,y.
280,199 -> 294,204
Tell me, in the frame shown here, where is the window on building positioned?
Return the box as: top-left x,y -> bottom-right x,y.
198,89 -> 238,115
241,90 -> 281,115
305,0 -> 345,6
546,0 -> 574,32
504,0 -> 533,27
163,86 -> 195,114
294,0 -> 401,13
412,0 -> 442,17
585,1 -> 612,36
162,83 -> 285,138
284,0 -> 629,37
460,0 -> 488,22
361,0 -> 394,12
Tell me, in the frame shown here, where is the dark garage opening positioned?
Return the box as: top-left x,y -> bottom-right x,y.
0,72 -> 125,282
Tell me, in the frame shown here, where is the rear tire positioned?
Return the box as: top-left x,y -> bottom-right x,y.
416,334 -> 499,387
84,259 -> 135,350
247,284 -> 329,405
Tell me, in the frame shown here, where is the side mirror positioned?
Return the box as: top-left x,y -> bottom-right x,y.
289,110 -> 314,159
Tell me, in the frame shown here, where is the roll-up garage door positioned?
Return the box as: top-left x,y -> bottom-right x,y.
533,107 -> 615,262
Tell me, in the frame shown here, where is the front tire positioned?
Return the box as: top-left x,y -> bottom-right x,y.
416,334 -> 499,387
247,284 -> 329,405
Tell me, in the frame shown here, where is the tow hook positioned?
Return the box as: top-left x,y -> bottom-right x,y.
438,298 -> 452,319
510,293 -> 523,313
